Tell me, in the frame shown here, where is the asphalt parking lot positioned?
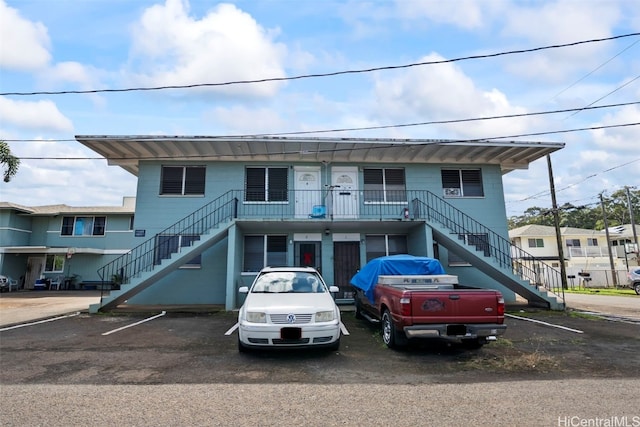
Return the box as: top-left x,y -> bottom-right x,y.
1,291 -> 639,426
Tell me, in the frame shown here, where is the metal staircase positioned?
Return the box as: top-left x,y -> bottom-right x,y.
412,192 -> 565,310
90,192 -> 239,313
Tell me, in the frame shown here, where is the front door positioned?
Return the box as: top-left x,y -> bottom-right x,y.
295,242 -> 321,271
294,167 -> 322,219
331,166 -> 358,219
333,241 -> 360,301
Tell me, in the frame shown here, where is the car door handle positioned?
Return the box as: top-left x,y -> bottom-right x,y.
449,295 -> 460,300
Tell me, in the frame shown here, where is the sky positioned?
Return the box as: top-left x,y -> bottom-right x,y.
1,0 -> 639,218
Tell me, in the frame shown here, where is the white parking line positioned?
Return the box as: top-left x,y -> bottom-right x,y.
224,323 -> 239,335
506,313 -> 584,334
340,322 -> 350,336
0,312 -> 81,332
102,311 -> 167,336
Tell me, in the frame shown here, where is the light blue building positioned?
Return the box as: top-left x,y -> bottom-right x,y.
0,198 -> 135,290
1,136 -> 566,311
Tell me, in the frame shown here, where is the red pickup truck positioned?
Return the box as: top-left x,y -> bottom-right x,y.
351,255 -> 507,349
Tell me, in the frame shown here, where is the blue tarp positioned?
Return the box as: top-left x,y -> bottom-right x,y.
350,254 -> 446,303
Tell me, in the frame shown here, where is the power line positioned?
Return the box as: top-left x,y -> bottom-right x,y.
4,100 -> 639,143
13,122 -> 640,161
551,38 -> 640,102
564,73 -> 640,119
2,33 -> 638,97
508,157 -> 640,204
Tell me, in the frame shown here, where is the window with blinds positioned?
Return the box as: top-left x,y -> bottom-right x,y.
245,167 -> 288,202
363,168 -> 406,202
160,166 -> 206,196
441,169 -> 484,197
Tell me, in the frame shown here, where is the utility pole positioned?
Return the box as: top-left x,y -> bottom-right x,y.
547,155 -> 568,290
626,186 -> 638,265
600,193 -> 618,287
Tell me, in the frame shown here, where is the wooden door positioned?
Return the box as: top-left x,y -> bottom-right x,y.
333,241 -> 360,301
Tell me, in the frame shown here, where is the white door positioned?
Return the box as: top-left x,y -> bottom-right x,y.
331,166 -> 359,219
25,257 -> 44,290
294,167 -> 322,218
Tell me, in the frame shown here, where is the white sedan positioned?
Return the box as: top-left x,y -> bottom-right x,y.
237,267 -> 341,352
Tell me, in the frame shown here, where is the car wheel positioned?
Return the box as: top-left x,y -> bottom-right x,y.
381,310 -> 407,348
634,283 -> 640,295
238,336 -> 249,353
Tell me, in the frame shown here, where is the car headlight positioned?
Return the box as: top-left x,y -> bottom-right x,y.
246,312 -> 267,323
315,311 -> 335,322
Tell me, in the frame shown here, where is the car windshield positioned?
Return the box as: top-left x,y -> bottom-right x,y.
251,271 -> 326,293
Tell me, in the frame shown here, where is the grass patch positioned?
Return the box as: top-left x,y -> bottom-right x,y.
563,288 -> 637,296
463,350 -> 558,372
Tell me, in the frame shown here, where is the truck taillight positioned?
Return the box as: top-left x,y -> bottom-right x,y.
497,295 -> 505,316
400,297 -> 411,316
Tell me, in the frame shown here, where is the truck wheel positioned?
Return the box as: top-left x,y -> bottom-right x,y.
354,298 -> 363,319
381,310 -> 407,348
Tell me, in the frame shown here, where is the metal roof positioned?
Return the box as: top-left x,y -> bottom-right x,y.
75,135 -> 565,176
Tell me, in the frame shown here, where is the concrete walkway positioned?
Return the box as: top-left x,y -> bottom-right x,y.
0,291 -> 101,327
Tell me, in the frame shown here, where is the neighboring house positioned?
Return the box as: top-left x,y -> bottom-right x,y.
1,136 -> 568,311
0,198 -> 135,289
509,224 -> 639,287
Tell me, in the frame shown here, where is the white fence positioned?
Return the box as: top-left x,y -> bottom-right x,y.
565,267 -> 630,289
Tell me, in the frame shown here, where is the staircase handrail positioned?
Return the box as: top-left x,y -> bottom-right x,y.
97,191 -> 239,298
412,191 -> 565,302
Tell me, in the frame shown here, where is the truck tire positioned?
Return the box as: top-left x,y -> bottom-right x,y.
381,310 -> 407,349
354,297 -> 364,320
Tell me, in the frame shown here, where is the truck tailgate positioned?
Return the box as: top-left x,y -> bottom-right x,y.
411,290 -> 502,324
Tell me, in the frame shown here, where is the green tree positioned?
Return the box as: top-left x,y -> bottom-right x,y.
0,141 -> 20,182
509,188 -> 640,230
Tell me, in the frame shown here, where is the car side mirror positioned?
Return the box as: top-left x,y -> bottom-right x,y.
239,286 -> 249,294
329,286 -> 339,293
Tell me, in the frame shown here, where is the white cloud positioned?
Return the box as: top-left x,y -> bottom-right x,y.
394,0 -> 486,30
127,0 -> 288,97
501,0 -> 623,81
3,141 -> 136,206
206,105 -> 288,134
590,105 -> 640,152
371,53 -> 533,138
0,97 -> 73,132
0,0 -> 51,71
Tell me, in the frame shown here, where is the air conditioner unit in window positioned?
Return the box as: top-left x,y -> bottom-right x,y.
444,188 -> 461,197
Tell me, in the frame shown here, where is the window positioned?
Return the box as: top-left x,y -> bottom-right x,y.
441,169 -> 484,197
154,234 -> 201,267
566,239 -> 581,247
245,167 -> 288,202
587,238 -> 598,246
160,166 -> 206,195
61,216 -> 106,236
365,235 -> 408,262
243,235 -> 288,272
45,254 -> 65,272
363,168 -> 406,202
528,238 -> 544,248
